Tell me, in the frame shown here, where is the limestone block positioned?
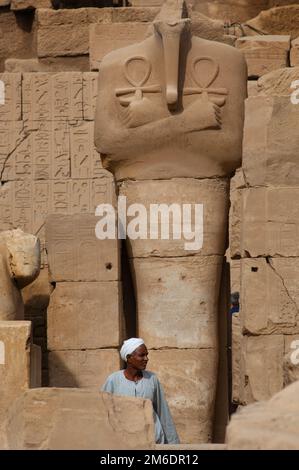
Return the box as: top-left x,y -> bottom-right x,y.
120,178 -> 229,258
131,256 -> 222,349
47,282 -> 122,350
257,66 -> 299,95
5,57 -> 90,73
11,0 -> 52,8
89,23 -> 149,70
0,321 -> 31,421
227,381 -> 299,450
246,6 -> 299,40
46,214 -> 119,282
22,73 -> 83,122
48,349 -> 120,388
242,335 -> 284,404
290,37 -> 299,66
235,35 -> 290,78
4,388 -> 155,450
37,8 -> 113,57
243,96 -> 299,186
235,187 -> 299,258
149,349 -> 218,444
30,344 -> 41,388
83,72 -> 98,121
0,73 -> 21,121
241,258 -> 299,335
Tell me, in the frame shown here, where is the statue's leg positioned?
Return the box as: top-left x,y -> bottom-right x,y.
120,177 -> 229,443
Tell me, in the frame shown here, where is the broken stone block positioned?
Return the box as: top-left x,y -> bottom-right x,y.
131,256 -> 222,349
47,282 -> 122,350
3,388 -> 155,449
149,349 -> 217,444
235,35 -> 290,78
242,335 -> 284,404
46,214 -> 119,282
11,0 -> 52,9
48,349 -> 120,388
89,22 -> 149,70
193,0 -> 269,23
227,380 -> 299,450
257,66 -> 299,95
246,5 -> 299,40
0,321 -> 32,422
0,73 -> 22,121
241,258 -> 299,335
37,8 -> 113,57
243,96 -> 299,186
22,73 -> 83,122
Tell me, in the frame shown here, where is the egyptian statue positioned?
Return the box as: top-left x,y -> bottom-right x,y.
95,0 -> 247,443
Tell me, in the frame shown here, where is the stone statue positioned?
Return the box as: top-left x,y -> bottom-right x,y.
0,229 -> 40,321
95,0 -> 247,442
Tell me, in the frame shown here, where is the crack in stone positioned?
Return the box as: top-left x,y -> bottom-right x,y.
0,123 -> 29,182
266,257 -> 299,316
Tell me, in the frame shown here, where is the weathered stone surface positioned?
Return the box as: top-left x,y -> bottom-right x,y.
112,6 -> 159,23
246,6 -> 299,40
48,349 -> 120,388
120,178 -> 229,258
149,349 -> 218,444
257,66 -> 299,95
241,258 -> 299,335
241,335 -> 284,404
0,10 -> 36,72
47,282 -> 122,350
131,256 -> 222,349
0,73 -> 21,121
233,187 -> 299,258
5,57 -> 90,73
227,380 -> 299,449
46,214 -> 119,282
83,72 -> 98,120
290,36 -> 299,66
193,0 -> 269,23
235,35 -> 290,78
243,96 -> 299,186
0,321 -> 31,422
90,22 -> 150,70
37,8 -> 112,57
3,388 -> 155,449
247,80 -> 258,97
30,344 -> 42,388
11,0 -> 52,9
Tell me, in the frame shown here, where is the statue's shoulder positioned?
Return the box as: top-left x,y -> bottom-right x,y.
99,36 -> 152,71
191,36 -> 246,66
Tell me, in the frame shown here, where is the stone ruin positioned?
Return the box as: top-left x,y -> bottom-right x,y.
0,0 -> 299,450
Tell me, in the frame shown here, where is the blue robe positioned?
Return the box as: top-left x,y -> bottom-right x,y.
101,370 -> 180,444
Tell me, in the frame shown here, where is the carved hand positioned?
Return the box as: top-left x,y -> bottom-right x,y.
182,92 -> 222,132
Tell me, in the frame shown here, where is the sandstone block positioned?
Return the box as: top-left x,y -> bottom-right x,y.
4,388 -> 155,449
149,349 -> 217,444
89,22 -> 149,70
0,73 -> 21,121
235,35 -> 290,78
131,256 -> 222,349
47,282 -> 122,350
247,80 -> 258,97
112,6 -> 159,23
48,349 -> 120,388
5,57 -> 90,73
0,121 -> 25,182
30,344 -> 42,388
37,8 -> 113,57
22,72 -> 83,121
120,178 -> 229,258
227,380 -> 299,450
11,0 -> 52,8
243,96 -> 299,186
291,37 -> 299,67
46,214 -> 119,282
83,72 -> 98,121
257,66 -> 299,95
246,6 -> 299,40
0,321 -> 31,421
241,335 -> 284,404
241,258 -> 299,335
193,0 -> 269,23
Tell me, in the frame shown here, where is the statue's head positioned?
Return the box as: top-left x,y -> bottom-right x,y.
0,229 -> 41,289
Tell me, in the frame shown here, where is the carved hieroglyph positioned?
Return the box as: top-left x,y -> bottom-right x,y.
0,228 -> 40,321
95,0 -> 247,443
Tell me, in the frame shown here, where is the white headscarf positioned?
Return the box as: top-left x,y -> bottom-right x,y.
120,338 -> 145,362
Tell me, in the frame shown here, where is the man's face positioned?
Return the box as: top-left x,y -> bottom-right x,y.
128,344 -> 149,370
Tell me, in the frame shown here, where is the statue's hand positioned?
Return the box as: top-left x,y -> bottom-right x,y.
120,96 -> 166,129
182,92 -> 222,132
